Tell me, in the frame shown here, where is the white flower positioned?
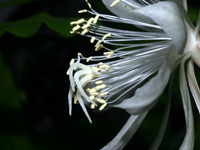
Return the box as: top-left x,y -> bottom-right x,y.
67,0 -> 200,149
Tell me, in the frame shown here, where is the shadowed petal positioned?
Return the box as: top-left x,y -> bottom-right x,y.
187,59 -> 200,114
101,111 -> 148,150
179,54 -> 194,150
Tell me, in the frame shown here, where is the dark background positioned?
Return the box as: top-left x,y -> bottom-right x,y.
0,0 -> 200,149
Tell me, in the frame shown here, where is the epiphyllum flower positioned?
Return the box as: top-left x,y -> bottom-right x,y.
68,0 -> 200,149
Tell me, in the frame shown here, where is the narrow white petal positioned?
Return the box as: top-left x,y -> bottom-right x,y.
101,112 -> 148,150
68,87 -> 73,116
179,55 -> 194,150
187,59 -> 200,114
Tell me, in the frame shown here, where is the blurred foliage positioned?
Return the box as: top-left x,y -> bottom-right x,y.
0,0 -> 200,150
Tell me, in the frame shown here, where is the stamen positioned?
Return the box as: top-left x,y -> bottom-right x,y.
110,0 -> 120,7
95,40 -> 102,47
99,65 -> 110,70
103,51 -> 114,55
95,80 -> 104,84
106,54 -> 112,59
98,62 -> 103,66
66,69 -> 69,75
87,17 -> 94,25
86,88 -> 90,92
91,104 -> 95,109
90,37 -> 95,43
95,44 -> 104,51
74,95 -> 78,104
70,21 -> 77,25
93,14 -> 100,24
89,88 -> 97,93
90,96 -> 95,100
76,18 -> 85,24
69,59 -> 75,66
102,33 -> 111,41
97,98 -> 106,104
78,9 -> 88,13
85,0 -> 92,8
72,25 -> 81,31
90,92 -> 99,96
86,56 -> 93,62
78,53 -> 82,56
96,84 -> 106,90
92,66 -> 101,72
70,31 -> 79,34
99,103 -> 107,111
99,92 -> 108,97
82,24 -> 90,30
82,28 -> 90,35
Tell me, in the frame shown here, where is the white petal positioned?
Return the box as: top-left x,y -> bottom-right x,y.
68,87 -> 74,116
135,1 -> 187,52
112,45 -> 181,115
101,112 -> 148,150
179,55 -> 194,150
102,0 -> 156,27
187,59 -> 200,114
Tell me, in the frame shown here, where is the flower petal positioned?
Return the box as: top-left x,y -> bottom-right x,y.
179,55 -> 194,150
102,0 -> 156,27
101,111 -> 148,150
68,87 -> 73,116
187,59 -> 200,114
112,45 -> 181,115
135,1 -> 187,52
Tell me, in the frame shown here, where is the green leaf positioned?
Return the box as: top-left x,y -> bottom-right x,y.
0,52 -> 20,110
0,12 -> 80,38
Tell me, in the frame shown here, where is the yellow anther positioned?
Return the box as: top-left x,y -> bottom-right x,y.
104,51 -> 114,55
95,80 -> 104,84
93,14 -> 100,24
78,53 -> 82,56
70,21 -> 77,25
96,84 -> 106,90
85,0 -> 92,8
102,33 -> 111,41
69,59 -> 75,66
97,98 -> 106,104
100,65 -> 110,70
95,44 -> 104,51
66,69 -> 69,75
95,40 -> 102,47
99,92 -> 108,97
72,25 -> 81,31
90,92 -> 99,96
90,96 -> 95,100
106,54 -> 112,59
110,0 -> 120,7
74,95 -> 78,104
70,31 -> 79,34
82,28 -> 90,35
92,66 -> 100,72
91,104 -> 95,109
86,88 -> 91,92
87,17 -> 94,25
82,24 -> 90,30
76,18 -> 85,24
99,103 -> 107,111
98,62 -> 103,66
86,56 -> 93,62
89,88 -> 97,93
78,9 -> 88,13
90,37 -> 96,43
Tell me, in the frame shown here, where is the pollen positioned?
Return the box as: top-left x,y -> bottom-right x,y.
96,84 -> 106,90
87,17 -> 94,25
89,88 -> 97,93
106,54 -> 112,59
95,40 -> 102,47
69,59 -> 75,66
85,0 -> 92,8
90,37 -> 95,43
102,33 -> 111,41
99,103 -> 107,111
78,9 -> 87,13
90,96 -> 95,100
91,103 -> 95,109
72,25 -> 81,31
95,80 -> 104,84
90,92 -> 99,96
70,21 -> 77,25
86,88 -> 91,92
103,51 -> 114,55
98,62 -> 103,66
99,92 -> 108,97
110,0 -> 120,7
82,24 -> 90,30
78,53 -> 82,56
97,98 -> 106,104
93,14 -> 100,24
95,44 -> 104,51
82,28 -> 90,35
76,18 -> 85,24
86,56 -> 93,62
92,66 -> 101,72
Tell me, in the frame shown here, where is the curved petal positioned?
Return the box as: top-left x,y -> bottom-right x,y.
179,55 -> 194,150
135,1 -> 187,52
112,45 -> 181,115
187,59 -> 200,114
102,0 -> 156,26
101,111 -> 148,150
